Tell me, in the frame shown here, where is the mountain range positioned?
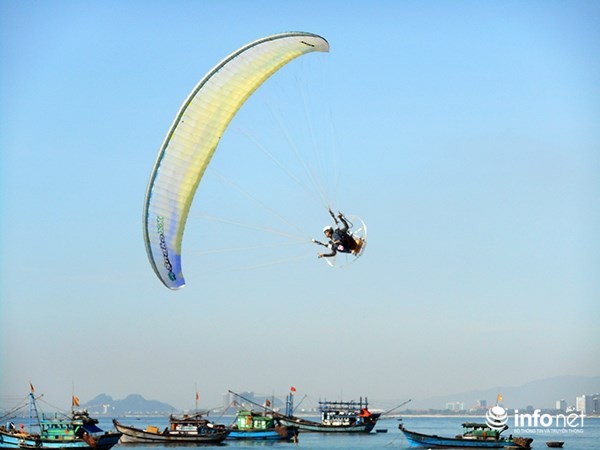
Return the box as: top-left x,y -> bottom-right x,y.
80,375 -> 600,414
409,375 -> 600,410
81,393 -> 176,415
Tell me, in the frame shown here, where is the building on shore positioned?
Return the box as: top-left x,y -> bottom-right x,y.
445,401 -> 465,412
575,394 -> 600,414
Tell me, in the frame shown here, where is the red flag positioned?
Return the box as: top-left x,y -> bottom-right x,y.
72,396 -> 80,407
29,383 -> 35,393
196,392 -> 200,401
290,386 -> 296,392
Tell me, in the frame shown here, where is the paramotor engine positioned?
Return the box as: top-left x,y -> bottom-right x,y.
324,215 -> 368,268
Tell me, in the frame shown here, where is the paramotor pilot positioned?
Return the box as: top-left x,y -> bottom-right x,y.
313,210 -> 359,258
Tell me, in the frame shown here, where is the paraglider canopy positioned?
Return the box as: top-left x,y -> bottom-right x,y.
143,32 -> 329,290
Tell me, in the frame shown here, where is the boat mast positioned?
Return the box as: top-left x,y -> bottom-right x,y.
28,385 -> 41,432
285,391 -> 294,417
29,392 -> 34,431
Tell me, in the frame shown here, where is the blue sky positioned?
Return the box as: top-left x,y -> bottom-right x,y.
1,0 -> 599,412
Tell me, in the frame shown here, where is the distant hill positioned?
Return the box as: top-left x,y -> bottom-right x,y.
81,394 -> 176,415
409,375 -> 600,410
78,375 -> 600,415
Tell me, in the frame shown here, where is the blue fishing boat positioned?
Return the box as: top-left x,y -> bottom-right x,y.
399,422 -> 533,449
0,393 -> 121,450
227,410 -> 298,441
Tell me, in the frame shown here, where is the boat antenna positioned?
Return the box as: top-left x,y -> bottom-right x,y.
71,381 -> 75,415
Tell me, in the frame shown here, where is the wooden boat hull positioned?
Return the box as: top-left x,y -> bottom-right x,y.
399,425 -> 531,449
277,415 -> 378,433
113,421 -> 229,444
0,429 -> 121,450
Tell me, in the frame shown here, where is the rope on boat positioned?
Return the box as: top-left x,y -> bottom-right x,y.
383,431 -> 404,447
35,397 -> 75,419
380,399 -> 412,417
0,396 -> 31,422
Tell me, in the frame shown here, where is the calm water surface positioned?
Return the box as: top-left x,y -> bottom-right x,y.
103,416 -> 600,450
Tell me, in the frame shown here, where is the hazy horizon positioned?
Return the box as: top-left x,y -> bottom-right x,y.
1,1 -> 599,414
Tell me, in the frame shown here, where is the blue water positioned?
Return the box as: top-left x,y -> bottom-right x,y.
102,416 -> 600,449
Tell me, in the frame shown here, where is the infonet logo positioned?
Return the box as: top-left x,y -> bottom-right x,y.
486,405 -> 509,430
486,405 -> 585,434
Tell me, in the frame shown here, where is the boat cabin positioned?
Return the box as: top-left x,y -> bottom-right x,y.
167,414 -> 211,435
40,417 -> 78,440
236,411 -> 274,430
39,411 -> 103,440
460,422 -> 508,440
319,399 -> 373,426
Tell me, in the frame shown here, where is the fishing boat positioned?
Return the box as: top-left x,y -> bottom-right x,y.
276,391 -> 380,433
0,393 -> 121,450
113,413 -> 229,444
399,422 -> 533,449
545,442 -> 564,448
227,410 -> 298,441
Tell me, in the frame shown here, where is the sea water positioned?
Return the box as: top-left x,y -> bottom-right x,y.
103,415 -> 600,449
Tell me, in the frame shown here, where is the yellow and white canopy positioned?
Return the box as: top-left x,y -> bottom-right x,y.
143,32 -> 329,289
